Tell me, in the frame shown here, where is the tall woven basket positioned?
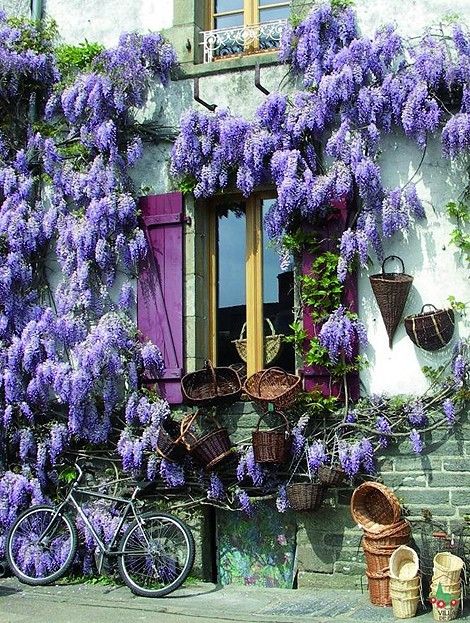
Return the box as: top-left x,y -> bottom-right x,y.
369,256 -> 413,348
252,410 -> 290,464
404,305 -> 455,351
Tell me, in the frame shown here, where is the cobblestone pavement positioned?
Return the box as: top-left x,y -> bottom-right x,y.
1,577 -> 470,623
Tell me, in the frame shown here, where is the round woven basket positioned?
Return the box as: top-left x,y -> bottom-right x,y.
369,256 -> 413,348
366,569 -> 391,606
351,482 -> 402,533
286,483 -> 325,512
390,546 -> 419,581
244,367 -> 301,411
181,360 -> 241,406
433,553 -> 464,584
364,520 -> 411,546
180,411 -> 233,471
318,464 -> 346,487
430,598 -> 460,622
390,576 -> 420,591
430,580 -> 461,594
404,305 -> 455,351
391,595 -> 420,619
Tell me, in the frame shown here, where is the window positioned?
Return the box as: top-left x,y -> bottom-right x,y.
203,1 -> 290,62
208,195 -> 295,377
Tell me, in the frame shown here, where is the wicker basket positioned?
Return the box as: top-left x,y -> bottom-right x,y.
252,410 -> 290,464
318,464 -> 346,487
156,418 -> 186,463
181,360 -> 241,406
244,367 -> 301,411
286,483 -> 325,512
390,576 -> 421,592
366,569 -> 391,606
430,597 -> 460,622
390,546 -> 419,581
180,412 -> 233,471
369,256 -> 413,348
350,482 -> 402,533
363,544 -> 394,576
404,305 -> 455,351
433,553 -> 464,584
232,319 -> 283,366
392,595 -> 420,619
364,520 -> 411,544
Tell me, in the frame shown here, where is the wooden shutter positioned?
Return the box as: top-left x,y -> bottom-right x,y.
301,197 -> 360,401
137,193 -> 185,404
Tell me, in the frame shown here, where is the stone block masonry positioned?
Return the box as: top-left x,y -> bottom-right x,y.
209,403 -> 470,588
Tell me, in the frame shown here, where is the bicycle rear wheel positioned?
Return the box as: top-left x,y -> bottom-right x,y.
117,511 -> 195,597
6,505 -> 77,585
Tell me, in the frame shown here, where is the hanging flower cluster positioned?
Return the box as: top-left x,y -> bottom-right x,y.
0,13 -> 178,563
170,2 -> 470,284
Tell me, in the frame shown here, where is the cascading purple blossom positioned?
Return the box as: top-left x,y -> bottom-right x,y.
318,305 -> 368,362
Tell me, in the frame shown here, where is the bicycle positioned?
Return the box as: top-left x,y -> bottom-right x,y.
5,462 -> 195,597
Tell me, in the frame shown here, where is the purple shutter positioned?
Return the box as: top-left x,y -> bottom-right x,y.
301,197 -> 359,401
137,193 -> 185,404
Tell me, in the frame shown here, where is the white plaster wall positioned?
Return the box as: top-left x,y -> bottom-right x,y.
44,0 -> 173,46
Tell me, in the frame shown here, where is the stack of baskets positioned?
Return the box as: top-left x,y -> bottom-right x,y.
429,552 -> 464,622
351,482 -> 411,606
389,545 -> 421,619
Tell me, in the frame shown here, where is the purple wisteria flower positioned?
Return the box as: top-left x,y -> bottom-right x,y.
319,305 -> 368,362
307,441 -> 327,473
443,399 -> 456,426
375,416 -> 391,448
276,486 -> 289,513
409,429 -> 424,454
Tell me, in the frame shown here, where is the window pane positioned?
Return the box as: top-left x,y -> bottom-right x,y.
259,0 -> 288,5
214,12 -> 244,29
215,0 -> 243,12
217,204 -> 247,369
259,6 -> 290,22
262,199 -> 295,372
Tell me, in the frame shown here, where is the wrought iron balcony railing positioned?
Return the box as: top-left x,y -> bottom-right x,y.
201,19 -> 287,64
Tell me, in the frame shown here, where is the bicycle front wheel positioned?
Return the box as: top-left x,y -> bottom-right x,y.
6,505 -> 77,585
118,511 -> 195,597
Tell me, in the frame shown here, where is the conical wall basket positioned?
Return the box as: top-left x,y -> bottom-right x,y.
369,256 -> 413,348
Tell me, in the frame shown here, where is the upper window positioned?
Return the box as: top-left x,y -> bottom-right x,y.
208,195 -> 295,377
203,0 -> 290,63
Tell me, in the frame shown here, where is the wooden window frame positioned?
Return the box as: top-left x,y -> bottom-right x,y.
208,192 -> 275,377
208,1 -> 290,29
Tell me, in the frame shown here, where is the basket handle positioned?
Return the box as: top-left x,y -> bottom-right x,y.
420,304 -> 438,314
255,409 -> 290,433
381,255 -> 405,274
239,318 -> 275,340
179,410 -> 200,449
204,359 -> 219,396
256,367 -> 289,395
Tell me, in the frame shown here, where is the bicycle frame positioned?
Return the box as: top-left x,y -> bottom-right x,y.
41,464 -> 150,556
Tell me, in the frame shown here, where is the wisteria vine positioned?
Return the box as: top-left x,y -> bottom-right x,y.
0,13 -> 179,568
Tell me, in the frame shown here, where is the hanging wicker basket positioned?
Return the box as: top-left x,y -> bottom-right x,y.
181,360 -> 241,406
156,418 -> 186,463
180,411 -> 233,471
404,305 -> 455,351
232,318 -> 283,366
369,256 -> 413,348
244,367 -> 301,411
318,464 -> 346,487
286,483 -> 326,512
252,410 -> 290,464
350,482 -> 402,533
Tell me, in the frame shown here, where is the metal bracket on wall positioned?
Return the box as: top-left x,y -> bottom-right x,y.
193,77 -> 217,111
255,63 -> 270,96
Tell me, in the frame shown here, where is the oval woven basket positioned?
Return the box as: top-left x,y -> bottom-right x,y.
181,360 -> 241,406
244,367 -> 301,411
389,545 -> 419,581
404,304 -> 455,351
232,318 -> 283,366
351,482 -> 402,533
286,483 -> 325,512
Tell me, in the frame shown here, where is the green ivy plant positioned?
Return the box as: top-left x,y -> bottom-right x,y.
445,199 -> 470,267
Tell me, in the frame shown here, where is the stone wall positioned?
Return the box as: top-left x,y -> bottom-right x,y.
209,403 -> 470,588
